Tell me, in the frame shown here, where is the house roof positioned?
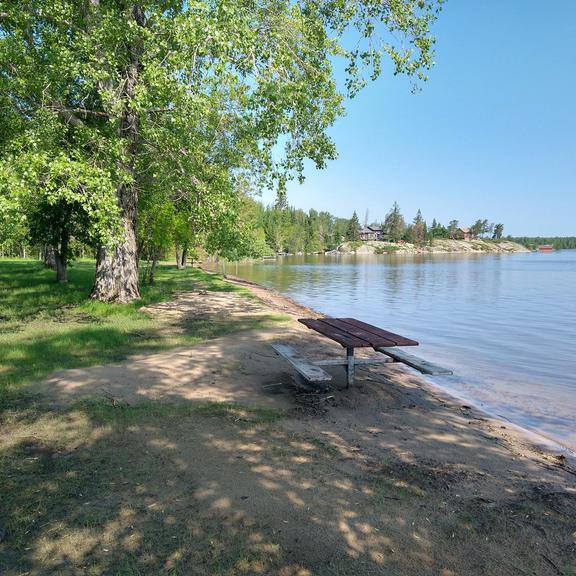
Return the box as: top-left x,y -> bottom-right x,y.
458,227 -> 470,233
368,225 -> 382,232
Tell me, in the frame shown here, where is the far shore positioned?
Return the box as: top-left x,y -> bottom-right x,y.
337,238 -> 530,255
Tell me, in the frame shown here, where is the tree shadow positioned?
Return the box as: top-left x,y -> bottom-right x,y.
0,313 -> 284,403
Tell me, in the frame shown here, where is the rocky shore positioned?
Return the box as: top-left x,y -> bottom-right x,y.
338,238 -> 530,255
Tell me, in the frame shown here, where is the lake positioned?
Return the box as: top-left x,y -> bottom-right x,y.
217,250 -> 576,452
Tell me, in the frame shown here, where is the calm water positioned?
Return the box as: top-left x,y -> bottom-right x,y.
219,250 -> 576,451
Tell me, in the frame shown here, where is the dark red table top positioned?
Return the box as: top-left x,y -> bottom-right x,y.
298,317 -> 419,349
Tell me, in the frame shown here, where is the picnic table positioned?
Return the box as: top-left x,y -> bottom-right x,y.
272,317 -> 452,388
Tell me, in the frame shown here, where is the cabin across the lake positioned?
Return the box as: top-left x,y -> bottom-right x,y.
454,227 -> 472,240
359,225 -> 385,241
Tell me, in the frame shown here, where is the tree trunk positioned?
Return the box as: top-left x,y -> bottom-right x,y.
149,251 -> 158,285
44,246 -> 57,270
54,252 -> 68,283
180,247 -> 188,269
54,229 -> 69,283
90,4 -> 145,303
175,243 -> 183,269
91,208 -> 140,302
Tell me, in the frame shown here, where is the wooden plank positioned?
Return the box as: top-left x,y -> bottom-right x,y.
314,358 -> 392,366
271,343 -> 333,382
320,317 -> 397,348
340,318 -> 419,347
375,347 -> 453,375
298,318 -> 369,348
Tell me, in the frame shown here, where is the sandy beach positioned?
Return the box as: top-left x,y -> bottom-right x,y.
24,273 -> 575,575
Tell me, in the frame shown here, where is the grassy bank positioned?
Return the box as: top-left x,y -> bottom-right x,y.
0,259 -> 281,400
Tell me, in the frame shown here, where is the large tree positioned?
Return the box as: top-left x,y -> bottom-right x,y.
1,1 -> 441,301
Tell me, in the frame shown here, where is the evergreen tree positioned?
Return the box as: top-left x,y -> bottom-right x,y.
448,220 -> 459,239
346,211 -> 361,241
429,218 -> 447,239
383,202 -> 406,242
411,209 -> 426,245
493,223 -> 504,239
470,219 -> 485,238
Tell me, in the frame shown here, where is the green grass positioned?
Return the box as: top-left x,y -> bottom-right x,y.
0,259 -> 283,399
373,244 -> 401,254
76,397 -> 283,426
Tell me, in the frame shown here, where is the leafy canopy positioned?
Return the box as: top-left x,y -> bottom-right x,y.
0,0 -> 442,255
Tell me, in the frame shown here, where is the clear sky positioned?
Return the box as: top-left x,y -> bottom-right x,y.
260,1 -> 576,236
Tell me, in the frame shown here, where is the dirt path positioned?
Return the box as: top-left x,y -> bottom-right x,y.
24,283 -> 576,575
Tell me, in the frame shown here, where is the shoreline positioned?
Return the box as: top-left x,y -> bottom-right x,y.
221,270 -> 576,471
7,261 -> 576,575
337,238 -> 530,255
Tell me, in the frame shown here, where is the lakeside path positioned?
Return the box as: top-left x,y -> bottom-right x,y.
16,277 -> 576,575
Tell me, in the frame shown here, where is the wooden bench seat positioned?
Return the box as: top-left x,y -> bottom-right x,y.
375,347 -> 453,375
271,343 -> 333,383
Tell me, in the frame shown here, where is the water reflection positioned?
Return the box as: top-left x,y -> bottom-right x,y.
213,251 -> 576,451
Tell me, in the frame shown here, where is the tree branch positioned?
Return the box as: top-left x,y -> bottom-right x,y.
48,102 -> 86,128
48,105 -> 108,118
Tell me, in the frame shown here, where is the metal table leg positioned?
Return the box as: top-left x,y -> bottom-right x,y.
346,347 -> 355,387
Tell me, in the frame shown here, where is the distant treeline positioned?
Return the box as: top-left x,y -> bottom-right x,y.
1,191 -> 522,262
248,199 -> 505,254
252,200 -> 349,254
512,237 -> 576,250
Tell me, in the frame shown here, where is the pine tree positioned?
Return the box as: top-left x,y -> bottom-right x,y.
448,220 -> 459,239
346,211 -> 361,241
470,219 -> 484,238
411,209 -> 426,245
383,202 -> 406,242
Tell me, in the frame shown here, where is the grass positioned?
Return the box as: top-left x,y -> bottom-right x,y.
0,259 -> 284,400
0,258 -> 293,574
76,397 -> 283,426
373,244 -> 401,254
0,396 -> 287,575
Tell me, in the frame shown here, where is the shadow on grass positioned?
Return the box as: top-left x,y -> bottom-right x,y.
0,259 -> 270,396
0,314 -> 282,405
0,260 -> 243,323
2,260 -> 575,575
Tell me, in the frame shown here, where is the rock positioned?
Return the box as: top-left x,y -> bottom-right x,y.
337,239 -> 529,255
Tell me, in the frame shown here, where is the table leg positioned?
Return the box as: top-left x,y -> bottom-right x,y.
346,347 -> 355,387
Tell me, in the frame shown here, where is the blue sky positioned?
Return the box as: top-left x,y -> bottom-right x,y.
260,1 -> 576,236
